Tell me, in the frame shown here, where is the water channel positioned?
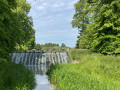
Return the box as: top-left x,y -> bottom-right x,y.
12,52 -> 69,90
26,65 -> 52,90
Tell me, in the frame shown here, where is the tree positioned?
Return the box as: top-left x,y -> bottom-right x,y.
14,0 -> 35,50
61,43 -> 66,47
72,0 -> 90,48
35,44 -> 42,50
0,0 -> 20,60
73,0 -> 120,54
0,0 -> 35,60
88,0 -> 120,54
75,37 -> 80,48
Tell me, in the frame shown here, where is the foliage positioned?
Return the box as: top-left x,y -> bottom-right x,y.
14,0 -> 35,51
47,49 -> 120,90
72,0 -> 90,48
41,43 -> 60,52
72,0 -> 120,54
61,43 -> 66,47
35,43 -> 42,50
15,44 -> 29,51
0,1 -> 35,90
42,43 -> 59,47
0,0 -> 18,59
35,43 -> 68,52
0,0 -> 35,60
0,60 -> 35,90
89,0 -> 120,54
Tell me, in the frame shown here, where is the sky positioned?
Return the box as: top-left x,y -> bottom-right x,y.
26,0 -> 79,47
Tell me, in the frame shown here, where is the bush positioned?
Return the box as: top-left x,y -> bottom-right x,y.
0,61 -> 35,90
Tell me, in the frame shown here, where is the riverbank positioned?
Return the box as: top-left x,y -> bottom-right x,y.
47,49 -> 120,89
0,58 -> 35,90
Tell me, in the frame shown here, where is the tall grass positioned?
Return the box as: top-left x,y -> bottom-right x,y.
69,49 -> 92,61
0,59 -> 35,90
47,49 -> 120,90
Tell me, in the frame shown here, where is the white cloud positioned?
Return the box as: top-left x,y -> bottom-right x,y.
52,3 -> 64,8
42,3 -> 48,6
26,0 -> 32,2
37,6 -> 45,10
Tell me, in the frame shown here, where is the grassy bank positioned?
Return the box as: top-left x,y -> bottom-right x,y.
47,49 -> 120,90
0,59 -> 35,90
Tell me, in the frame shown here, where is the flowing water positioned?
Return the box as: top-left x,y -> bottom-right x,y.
12,52 -> 69,90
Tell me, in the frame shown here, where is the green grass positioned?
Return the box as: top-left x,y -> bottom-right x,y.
0,59 -> 35,90
47,49 -> 120,90
69,49 -> 92,61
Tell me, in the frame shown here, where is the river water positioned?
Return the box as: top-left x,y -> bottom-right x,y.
26,65 -> 52,90
12,52 -> 69,90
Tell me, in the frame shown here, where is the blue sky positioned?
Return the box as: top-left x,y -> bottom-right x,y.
27,0 -> 78,47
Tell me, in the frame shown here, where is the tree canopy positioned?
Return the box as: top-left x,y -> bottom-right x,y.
72,0 -> 120,54
0,0 -> 35,60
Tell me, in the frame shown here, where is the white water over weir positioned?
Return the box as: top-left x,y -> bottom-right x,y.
12,52 -> 69,65
12,52 -> 70,90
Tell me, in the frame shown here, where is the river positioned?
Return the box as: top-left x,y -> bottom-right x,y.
12,52 -> 69,90
26,65 -> 52,90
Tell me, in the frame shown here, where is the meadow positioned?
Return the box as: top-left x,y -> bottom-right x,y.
47,49 -> 120,90
0,58 -> 35,90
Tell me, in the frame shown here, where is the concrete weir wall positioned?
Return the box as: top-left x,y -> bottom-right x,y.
12,52 -> 70,66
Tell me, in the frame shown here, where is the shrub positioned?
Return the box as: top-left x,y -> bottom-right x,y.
0,61 -> 35,90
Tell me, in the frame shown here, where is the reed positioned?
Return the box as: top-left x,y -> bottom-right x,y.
47,49 -> 120,90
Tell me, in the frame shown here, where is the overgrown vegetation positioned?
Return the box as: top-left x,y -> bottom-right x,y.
0,0 -> 35,89
0,60 -> 35,90
47,49 -> 120,90
72,0 -> 120,54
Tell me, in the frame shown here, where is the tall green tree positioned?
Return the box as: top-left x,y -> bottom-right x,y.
0,0 -> 20,60
88,0 -> 120,54
0,0 -> 35,60
72,0 -> 90,48
73,0 -> 120,54
15,0 -> 35,50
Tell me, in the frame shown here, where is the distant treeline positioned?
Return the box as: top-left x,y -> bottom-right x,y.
72,0 -> 120,54
35,43 -> 69,52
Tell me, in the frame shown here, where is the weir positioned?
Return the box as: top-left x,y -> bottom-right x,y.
12,52 -> 70,90
12,52 -> 70,65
